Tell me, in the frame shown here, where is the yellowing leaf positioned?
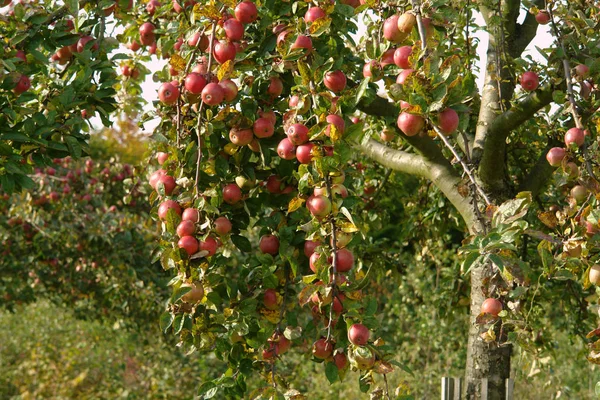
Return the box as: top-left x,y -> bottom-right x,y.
337,220 -> 359,233
329,123 -> 342,142
217,60 -> 234,80
169,53 -> 186,72
297,60 -> 311,85
193,2 -> 220,20
214,105 -> 231,121
288,197 -> 305,214
223,308 -> 234,317
224,142 -> 239,155
220,0 -> 236,8
309,17 -> 331,36
260,308 -> 281,324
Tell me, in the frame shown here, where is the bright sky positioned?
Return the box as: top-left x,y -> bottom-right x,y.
87,8 -> 554,133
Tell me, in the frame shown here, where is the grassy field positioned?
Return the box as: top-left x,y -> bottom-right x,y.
1,301 -> 599,399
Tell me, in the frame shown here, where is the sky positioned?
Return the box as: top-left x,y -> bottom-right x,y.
87,7 -> 554,133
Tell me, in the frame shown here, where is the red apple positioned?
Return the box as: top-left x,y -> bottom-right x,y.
287,123 -> 309,145
184,73 -> 207,94
13,74 -> 30,94
438,108 -> 459,135
312,338 -> 333,359
546,147 -> 566,167
520,71 -> 539,91
223,183 -> 242,204
304,240 -> 322,258
229,128 -> 254,146
213,40 -> 236,64
348,323 -> 370,345
263,288 -> 278,310
277,138 -> 297,160
259,234 -> 280,255
324,70 -> 347,93
291,35 -> 312,51
575,64 -> 589,78
296,142 -> 315,164
535,11 -> 550,25
219,79 -> 238,102
333,351 -> 348,370
158,82 -> 180,105
199,236 -> 218,256
396,69 -> 414,84
397,111 -> 425,136
266,175 -> 283,194
223,18 -> 244,41
156,174 -> 176,195
305,6 -> 325,23
380,48 -> 396,67
139,22 -> 155,46
268,76 -> 284,97
564,127 -> 585,147
235,1 -> 258,24
253,117 -> 275,138
481,298 -> 502,316
394,46 -> 412,69
146,0 -> 160,15
201,83 -> 225,106
380,128 -> 395,142
214,216 -> 232,235
158,199 -> 182,220
306,194 -> 331,217
182,208 -> 200,222
325,114 -> 345,137
178,235 -> 199,255
335,248 -> 354,272
383,15 -> 406,43
77,36 -> 98,52
177,220 -> 196,237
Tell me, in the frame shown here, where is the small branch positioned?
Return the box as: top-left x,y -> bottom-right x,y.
325,174 -> 338,343
177,27 -> 207,148
194,23 -> 217,195
411,0 -> 427,51
372,168 -> 392,200
548,8 -> 582,129
431,123 -> 492,206
276,265 -> 290,333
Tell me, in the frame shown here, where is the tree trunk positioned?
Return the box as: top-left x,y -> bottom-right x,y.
465,262 -> 511,399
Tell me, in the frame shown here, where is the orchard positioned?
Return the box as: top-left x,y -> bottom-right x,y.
1,0 -> 600,399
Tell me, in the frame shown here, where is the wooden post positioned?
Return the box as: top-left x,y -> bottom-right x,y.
480,378 -> 488,400
505,378 -> 514,400
441,377 -> 454,400
453,377 -> 462,400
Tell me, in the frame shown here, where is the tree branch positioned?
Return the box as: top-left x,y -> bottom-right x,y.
518,139 -> 560,196
354,140 -> 429,178
510,0 -> 546,57
477,83 -> 554,195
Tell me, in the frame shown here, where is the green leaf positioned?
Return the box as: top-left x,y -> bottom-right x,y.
537,240 -> 554,273
159,312 -> 174,333
325,362 -> 339,384
231,235 -> 252,252
354,77 -> 370,106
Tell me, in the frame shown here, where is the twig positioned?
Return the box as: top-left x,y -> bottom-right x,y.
383,374 -> 391,400
277,265 -> 290,333
372,168 -> 392,200
411,0 -> 427,52
325,175 -> 339,342
547,7 -> 583,129
176,26 -> 208,148
431,123 -> 492,206
194,23 -> 217,195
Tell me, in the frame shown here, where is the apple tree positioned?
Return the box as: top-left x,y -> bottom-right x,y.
3,0 -> 600,398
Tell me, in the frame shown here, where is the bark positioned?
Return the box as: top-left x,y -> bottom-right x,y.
465,261 -> 512,400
